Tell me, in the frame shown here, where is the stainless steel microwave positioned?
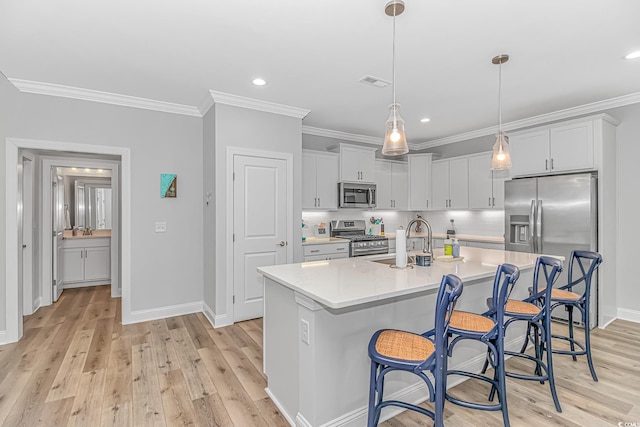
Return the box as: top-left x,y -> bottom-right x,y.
338,182 -> 376,208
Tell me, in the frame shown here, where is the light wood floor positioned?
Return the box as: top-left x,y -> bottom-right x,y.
0,285 -> 638,426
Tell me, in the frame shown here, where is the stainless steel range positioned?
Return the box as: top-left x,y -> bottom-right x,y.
330,220 -> 389,257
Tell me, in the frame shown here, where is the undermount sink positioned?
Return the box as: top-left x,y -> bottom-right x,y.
370,256 -> 411,266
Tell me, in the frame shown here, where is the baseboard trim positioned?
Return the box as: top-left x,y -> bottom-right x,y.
315,335 -> 524,427
617,308 -> 640,324
127,301 -> 203,324
600,316 -> 617,329
0,330 -> 7,345
202,301 -> 233,329
111,287 -> 122,298
62,281 -> 110,289
264,387 -> 296,426
32,296 -> 41,314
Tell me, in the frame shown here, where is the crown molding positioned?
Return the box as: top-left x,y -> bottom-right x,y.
198,94 -> 215,116
209,90 -> 310,119
302,126 -> 383,146
8,79 -> 202,117
412,91 -> 640,150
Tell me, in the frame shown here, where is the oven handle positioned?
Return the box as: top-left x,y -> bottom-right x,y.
351,247 -> 389,257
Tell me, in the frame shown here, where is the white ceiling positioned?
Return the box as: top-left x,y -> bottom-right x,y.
1,0 -> 639,146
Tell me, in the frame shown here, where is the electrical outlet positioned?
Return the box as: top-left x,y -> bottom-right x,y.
155,222 -> 167,233
301,319 -> 310,345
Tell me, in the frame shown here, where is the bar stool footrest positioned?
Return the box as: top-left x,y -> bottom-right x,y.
377,400 -> 435,421
504,350 -> 549,383
445,370 -> 503,411
551,334 -> 587,356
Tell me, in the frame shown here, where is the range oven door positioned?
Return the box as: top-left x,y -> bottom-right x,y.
339,183 -> 376,208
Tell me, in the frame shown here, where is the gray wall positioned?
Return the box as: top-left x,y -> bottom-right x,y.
1,75 -> 204,331
609,103 -> 640,315
203,105 -> 217,314
0,75 -> 21,331
208,103 -> 303,318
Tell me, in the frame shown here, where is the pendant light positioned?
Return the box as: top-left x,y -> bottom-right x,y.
491,54 -> 512,170
382,0 -> 408,156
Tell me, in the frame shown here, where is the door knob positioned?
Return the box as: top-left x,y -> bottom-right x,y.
22,244 -> 27,248
277,241 -> 287,247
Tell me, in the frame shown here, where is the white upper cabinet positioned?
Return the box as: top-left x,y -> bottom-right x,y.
467,152 -> 510,209
510,119 -> 594,177
468,153 -> 494,209
432,158 -> 469,210
408,154 -> 432,210
302,150 -> 339,209
339,144 -> 377,183
375,160 -> 408,210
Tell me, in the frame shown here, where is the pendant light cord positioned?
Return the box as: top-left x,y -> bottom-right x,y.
392,2 -> 397,124
498,60 -> 502,134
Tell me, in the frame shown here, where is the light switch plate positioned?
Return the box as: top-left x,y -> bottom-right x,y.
155,222 -> 167,233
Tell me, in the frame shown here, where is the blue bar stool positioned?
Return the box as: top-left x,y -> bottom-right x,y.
366,274 -> 464,427
497,256 -> 564,413
547,250 -> 602,381
446,264 -> 520,427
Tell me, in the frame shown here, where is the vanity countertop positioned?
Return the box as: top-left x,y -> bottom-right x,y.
62,229 -> 111,239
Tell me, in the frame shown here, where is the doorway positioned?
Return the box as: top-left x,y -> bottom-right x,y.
4,138 -> 131,344
19,153 -> 35,316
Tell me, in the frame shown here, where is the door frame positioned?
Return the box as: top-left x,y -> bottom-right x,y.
4,138 -> 131,344
226,147 -> 293,324
41,158 -> 120,305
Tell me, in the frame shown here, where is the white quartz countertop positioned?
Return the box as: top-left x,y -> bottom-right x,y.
302,237 -> 350,246
259,247 -> 554,310
385,232 -> 505,244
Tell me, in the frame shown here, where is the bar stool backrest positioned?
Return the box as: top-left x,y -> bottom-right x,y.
433,275 -> 464,356
567,250 -> 602,302
490,263 -> 521,327
531,256 -> 564,310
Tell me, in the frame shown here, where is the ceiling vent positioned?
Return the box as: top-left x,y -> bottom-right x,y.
359,75 -> 391,88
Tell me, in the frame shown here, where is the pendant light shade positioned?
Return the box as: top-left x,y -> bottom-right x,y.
490,54 -> 512,170
381,1 -> 409,156
383,103 -> 408,156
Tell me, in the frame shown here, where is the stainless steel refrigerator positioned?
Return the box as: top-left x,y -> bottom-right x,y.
504,173 -> 598,328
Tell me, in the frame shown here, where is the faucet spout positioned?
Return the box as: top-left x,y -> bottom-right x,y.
405,217 -> 433,256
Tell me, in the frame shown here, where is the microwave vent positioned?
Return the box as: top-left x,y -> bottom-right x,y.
359,75 -> 391,88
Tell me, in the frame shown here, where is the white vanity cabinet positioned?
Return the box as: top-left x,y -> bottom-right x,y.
431,158 -> 469,210
61,237 -> 111,287
509,118 -> 595,177
408,154 -> 433,210
339,144 -> 377,183
375,160 -> 408,210
302,150 -> 339,209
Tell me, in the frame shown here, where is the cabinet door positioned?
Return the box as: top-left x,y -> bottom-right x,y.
550,121 -> 594,172
359,149 -> 376,183
448,158 -> 469,209
391,163 -> 408,210
408,155 -> 432,210
492,169 -> 510,209
431,161 -> 449,210
468,154 -> 493,209
62,248 -> 84,283
375,161 -> 393,209
509,130 -> 550,177
84,247 -> 111,281
302,152 -> 317,209
339,146 -> 361,182
315,153 -> 339,209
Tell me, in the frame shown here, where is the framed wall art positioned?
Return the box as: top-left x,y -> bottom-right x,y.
160,173 -> 177,198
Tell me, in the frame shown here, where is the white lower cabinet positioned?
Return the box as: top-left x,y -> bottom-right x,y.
61,237 -> 111,286
303,242 -> 350,261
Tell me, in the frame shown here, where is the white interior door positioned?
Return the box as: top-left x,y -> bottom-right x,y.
233,154 -> 288,322
52,171 -> 64,302
21,156 -> 35,315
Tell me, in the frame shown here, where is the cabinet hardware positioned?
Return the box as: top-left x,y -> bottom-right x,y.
80,250 -> 83,259
492,197 -> 495,207
310,249 -> 320,253
545,159 -> 548,170
551,158 -> 554,170
336,247 -> 345,251
489,197 -> 491,207
318,198 -> 320,206
22,244 -> 27,248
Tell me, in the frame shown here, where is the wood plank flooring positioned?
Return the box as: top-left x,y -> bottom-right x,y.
1,285 -> 638,426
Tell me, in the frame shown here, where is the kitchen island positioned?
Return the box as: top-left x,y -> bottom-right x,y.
258,247 -> 550,427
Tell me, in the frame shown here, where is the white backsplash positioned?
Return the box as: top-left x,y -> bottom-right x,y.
302,210 -> 504,238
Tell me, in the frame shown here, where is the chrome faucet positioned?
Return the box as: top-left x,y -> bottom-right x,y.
406,217 -> 433,256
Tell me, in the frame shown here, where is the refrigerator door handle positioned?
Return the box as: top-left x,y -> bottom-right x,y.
536,200 -> 543,253
529,200 -> 536,253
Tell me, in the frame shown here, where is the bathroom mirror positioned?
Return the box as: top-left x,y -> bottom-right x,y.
74,178 -> 112,229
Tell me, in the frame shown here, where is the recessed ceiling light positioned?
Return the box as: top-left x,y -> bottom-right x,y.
625,50 -> 640,60
420,118 -> 431,123
84,168 -> 90,172
71,167 -> 77,171
98,169 -> 104,173
252,78 -> 267,86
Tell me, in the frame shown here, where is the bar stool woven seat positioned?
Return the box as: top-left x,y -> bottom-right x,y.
446,264 -> 520,427
505,299 -> 541,315
539,288 -> 581,300
367,274 -> 464,427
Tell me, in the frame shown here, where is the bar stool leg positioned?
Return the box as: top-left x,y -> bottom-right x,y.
567,306 -> 577,361
583,307 -> 598,382
497,338 -> 511,427
543,317 -> 562,412
368,361 -> 379,427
